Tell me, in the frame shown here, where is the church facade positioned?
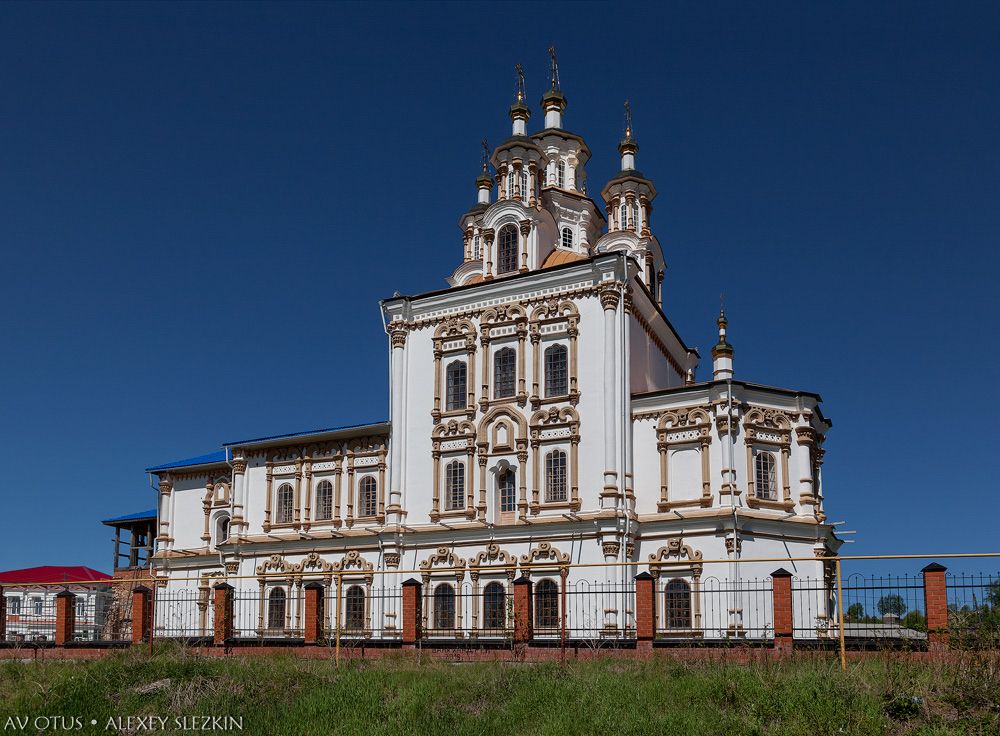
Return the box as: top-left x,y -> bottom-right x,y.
147,60 -> 840,642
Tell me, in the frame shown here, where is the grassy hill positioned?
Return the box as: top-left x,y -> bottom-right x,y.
1,646 -> 996,735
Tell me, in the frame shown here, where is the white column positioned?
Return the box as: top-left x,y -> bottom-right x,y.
157,476 -> 172,543
599,285 -> 620,507
623,298 -> 633,503
231,454 -> 247,536
387,322 -> 408,522
167,478 -> 178,549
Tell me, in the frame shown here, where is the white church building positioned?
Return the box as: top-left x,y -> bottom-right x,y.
146,57 -> 840,643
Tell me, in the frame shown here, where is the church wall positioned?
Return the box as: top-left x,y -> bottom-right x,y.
167,475 -> 210,552
568,292 -> 611,511
631,417 -> 661,516
627,313 -> 676,394
399,322 -> 436,524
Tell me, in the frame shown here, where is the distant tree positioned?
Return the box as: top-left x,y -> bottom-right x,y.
986,581 -> 1000,609
901,610 -> 927,632
877,594 -> 907,617
845,603 -> 865,622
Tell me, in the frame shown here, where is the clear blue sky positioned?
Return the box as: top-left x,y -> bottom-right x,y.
1,2 -> 997,575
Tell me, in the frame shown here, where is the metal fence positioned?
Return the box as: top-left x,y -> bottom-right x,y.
946,572 -> 1000,649
73,593 -> 129,642
562,579 -> 634,641
836,573 -> 928,645
3,593 -> 58,643
154,588 -> 209,640
792,573 -> 930,647
421,581 -> 505,642
695,577 -> 774,642
331,585 -> 402,643
4,555 -> 999,657
96,589 -> 133,642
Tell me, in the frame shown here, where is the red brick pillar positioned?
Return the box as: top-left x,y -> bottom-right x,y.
54,591 -> 76,646
212,583 -> 234,645
922,563 -> 949,650
401,578 -> 422,646
513,575 -> 533,644
0,587 -> 6,643
131,586 -> 152,644
771,568 -> 793,652
303,583 -> 325,645
634,572 -> 655,650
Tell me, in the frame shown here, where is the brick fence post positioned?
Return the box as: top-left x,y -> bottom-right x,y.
513,575 -> 533,644
635,572 -> 655,651
131,586 -> 152,644
922,562 -> 949,650
212,583 -> 234,645
401,578 -> 422,647
55,591 -> 76,646
771,568 -> 793,652
303,582 -> 325,645
0,586 -> 6,643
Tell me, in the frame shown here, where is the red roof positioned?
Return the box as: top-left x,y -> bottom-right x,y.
0,566 -> 112,584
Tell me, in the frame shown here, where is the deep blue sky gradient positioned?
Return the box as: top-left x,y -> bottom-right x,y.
1,1 -> 997,575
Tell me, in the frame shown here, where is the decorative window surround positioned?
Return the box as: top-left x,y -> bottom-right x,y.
655,408 -> 713,511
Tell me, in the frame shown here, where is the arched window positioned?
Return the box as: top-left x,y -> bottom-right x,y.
446,360 -> 467,411
215,516 -> 230,546
275,483 -> 294,524
445,461 -> 465,511
619,202 -> 627,230
665,579 -> 692,629
433,583 -> 456,630
315,480 -> 333,521
267,588 -> 286,631
544,344 -> 568,397
482,582 -> 506,631
498,469 -> 516,513
359,476 -> 377,517
506,169 -> 514,198
561,227 -> 573,249
755,451 -> 777,500
493,347 -> 516,398
556,160 -> 566,188
545,450 -> 568,503
497,224 -> 518,274
472,234 -> 481,260
520,171 -> 528,202
345,585 -> 365,631
535,578 -> 560,629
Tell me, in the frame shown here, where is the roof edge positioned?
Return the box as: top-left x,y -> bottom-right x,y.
223,420 -> 390,449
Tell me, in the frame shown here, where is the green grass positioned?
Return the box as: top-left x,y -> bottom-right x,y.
1,645 -> 997,735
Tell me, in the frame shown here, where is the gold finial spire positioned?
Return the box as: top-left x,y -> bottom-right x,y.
476,138 -> 492,188
712,294 -> 734,378
514,63 -> 525,102
548,46 -> 561,90
624,99 -> 633,139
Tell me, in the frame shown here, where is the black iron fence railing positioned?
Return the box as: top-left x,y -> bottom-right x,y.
4,555 -> 998,663
3,594 -> 58,643
946,572 -> 1000,649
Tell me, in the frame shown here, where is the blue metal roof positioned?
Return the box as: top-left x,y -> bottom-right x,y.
223,421 -> 388,447
102,509 -> 157,525
145,449 -> 228,473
